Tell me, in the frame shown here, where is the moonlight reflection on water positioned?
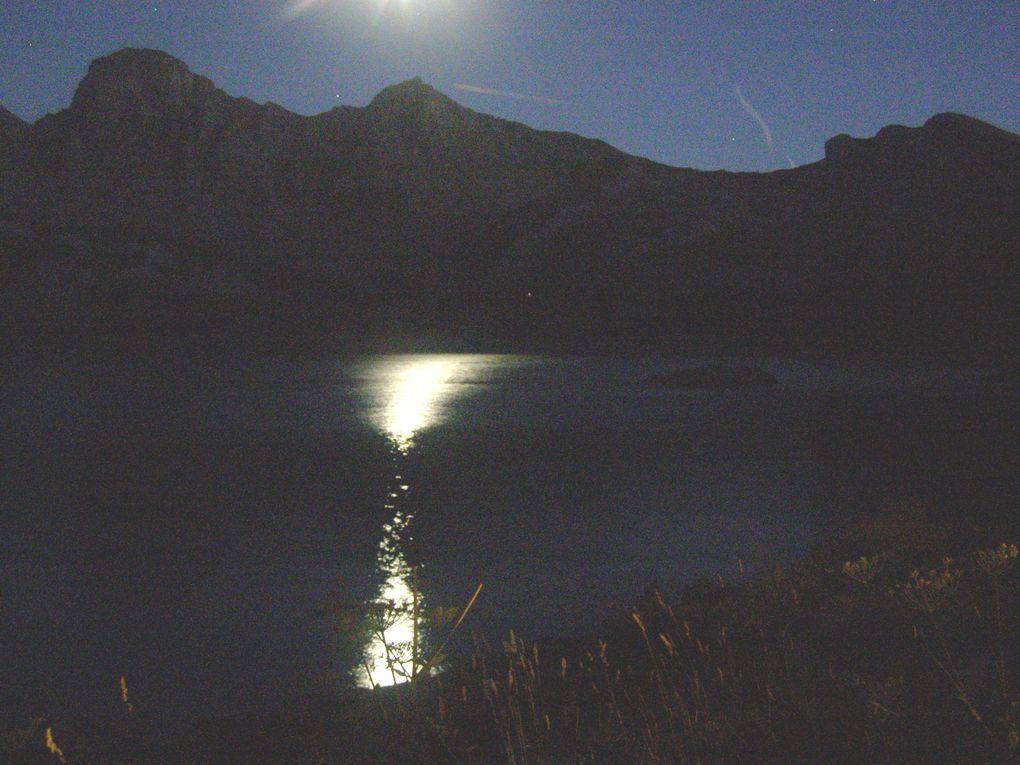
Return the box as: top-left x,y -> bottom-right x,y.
358,355 -> 503,687
383,359 -> 458,453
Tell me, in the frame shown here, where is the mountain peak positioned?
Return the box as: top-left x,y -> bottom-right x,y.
373,76 -> 435,96
823,113 -> 1019,164
367,77 -> 462,115
93,47 -> 191,69
923,111 -> 1019,144
69,47 -> 209,120
78,47 -> 196,91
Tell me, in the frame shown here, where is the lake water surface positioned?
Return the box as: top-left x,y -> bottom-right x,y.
2,353 -> 1017,723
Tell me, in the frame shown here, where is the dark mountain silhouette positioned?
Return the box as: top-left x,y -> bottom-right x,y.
2,48 -> 1018,355
0,105 -> 29,164
0,105 -> 28,137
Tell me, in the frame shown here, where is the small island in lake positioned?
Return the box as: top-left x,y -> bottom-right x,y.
643,364 -> 779,390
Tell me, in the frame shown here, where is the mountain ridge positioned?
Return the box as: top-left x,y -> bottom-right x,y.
2,48 -> 1018,356
9,48 -> 1018,170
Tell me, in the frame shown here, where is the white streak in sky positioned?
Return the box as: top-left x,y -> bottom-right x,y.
735,85 -> 774,152
283,0 -> 322,18
453,83 -> 561,105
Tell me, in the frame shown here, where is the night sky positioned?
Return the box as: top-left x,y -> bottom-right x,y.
1,1 -> 1017,170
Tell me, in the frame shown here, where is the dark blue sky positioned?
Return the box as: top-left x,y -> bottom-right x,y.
1,1 -> 1017,171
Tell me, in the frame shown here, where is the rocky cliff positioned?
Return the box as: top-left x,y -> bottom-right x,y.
2,48 -> 1018,355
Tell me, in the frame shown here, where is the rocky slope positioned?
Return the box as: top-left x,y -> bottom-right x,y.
2,48 -> 1018,354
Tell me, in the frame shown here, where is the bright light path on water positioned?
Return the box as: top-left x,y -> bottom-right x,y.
359,355 -> 509,688
384,359 -> 457,452
360,507 -> 417,689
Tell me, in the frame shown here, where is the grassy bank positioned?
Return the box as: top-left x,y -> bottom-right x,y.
5,501 -> 1019,764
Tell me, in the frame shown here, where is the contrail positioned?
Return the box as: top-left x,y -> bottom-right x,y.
283,0 -> 321,18
453,83 -> 561,105
735,85 -> 773,152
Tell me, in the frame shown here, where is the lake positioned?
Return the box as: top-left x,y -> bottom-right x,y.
1,353 -> 1017,724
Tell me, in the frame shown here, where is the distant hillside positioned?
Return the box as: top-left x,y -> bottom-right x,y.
2,48 -> 1018,355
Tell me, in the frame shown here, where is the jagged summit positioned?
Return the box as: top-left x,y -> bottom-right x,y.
66,47 -> 213,123
369,77 -> 446,102
365,76 -> 466,120
89,46 -> 193,70
74,48 -> 464,123
75,47 -> 199,94
64,49 -> 473,135
45,48 -> 1020,170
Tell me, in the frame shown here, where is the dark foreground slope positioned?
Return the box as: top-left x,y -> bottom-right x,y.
2,49 -> 1018,355
4,503 -> 1017,764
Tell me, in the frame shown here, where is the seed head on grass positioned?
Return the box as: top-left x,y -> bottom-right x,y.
45,727 -> 66,763
891,558 -> 962,613
842,554 -> 885,585
975,543 -> 1018,576
120,675 -> 135,714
